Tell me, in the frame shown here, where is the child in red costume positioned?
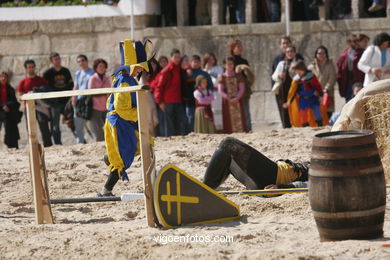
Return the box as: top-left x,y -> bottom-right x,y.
284,60 -> 323,127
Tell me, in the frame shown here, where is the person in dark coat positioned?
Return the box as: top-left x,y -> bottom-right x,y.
336,34 -> 365,102
0,72 -> 21,149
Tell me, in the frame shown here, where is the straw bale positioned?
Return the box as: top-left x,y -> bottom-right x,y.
364,93 -> 390,182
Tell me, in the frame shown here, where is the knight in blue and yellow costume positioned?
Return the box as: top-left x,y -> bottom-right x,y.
99,39 -> 153,196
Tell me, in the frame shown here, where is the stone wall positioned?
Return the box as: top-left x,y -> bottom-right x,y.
1,16 -> 390,126
0,15 -> 148,88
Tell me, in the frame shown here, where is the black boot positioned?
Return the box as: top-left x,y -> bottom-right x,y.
316,120 -> 323,127
203,148 -> 232,189
98,170 -> 120,197
302,123 -> 309,127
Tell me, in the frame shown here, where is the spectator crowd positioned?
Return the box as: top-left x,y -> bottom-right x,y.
1,31 -> 390,149
2,53 -> 111,149
160,0 -> 387,26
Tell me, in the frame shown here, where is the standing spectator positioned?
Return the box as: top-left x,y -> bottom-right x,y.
356,34 -> 370,50
158,56 -> 168,69
43,52 -> 74,145
154,49 -> 186,136
271,36 -> 304,83
229,39 -> 253,131
184,55 -> 213,133
180,55 -> 193,134
236,64 -> 255,109
17,59 -> 52,147
17,60 -> 47,98
223,0 -> 245,24
190,55 -> 213,90
147,58 -> 165,136
271,37 -> 304,128
308,46 -> 336,118
230,40 -> 249,67
358,32 -> 390,87
155,55 -> 169,136
181,55 -> 191,74
265,0 -> 281,22
218,57 -> 247,134
87,59 -> 110,142
336,34 -> 365,102
193,75 -> 216,134
284,60 -> 323,127
203,52 -> 224,87
203,52 -> 224,131
181,55 -> 192,85
148,58 -> 163,88
0,72 -> 21,149
235,0 -> 246,23
72,54 -> 94,144
272,45 -> 300,128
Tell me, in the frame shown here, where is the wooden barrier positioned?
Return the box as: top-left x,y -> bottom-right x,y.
21,85 -> 158,227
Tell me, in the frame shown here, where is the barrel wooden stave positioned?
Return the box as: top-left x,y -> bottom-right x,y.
310,173 -> 386,212
309,130 -> 386,241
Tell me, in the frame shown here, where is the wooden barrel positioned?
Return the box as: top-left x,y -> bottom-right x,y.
309,130 -> 386,241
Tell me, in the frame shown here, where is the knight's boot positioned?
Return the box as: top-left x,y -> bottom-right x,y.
316,120 -> 323,127
302,123 -> 309,127
203,148 -> 232,189
98,170 -> 120,197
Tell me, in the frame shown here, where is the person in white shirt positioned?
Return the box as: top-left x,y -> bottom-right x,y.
72,54 -> 94,144
358,32 -> 390,87
203,53 -> 224,131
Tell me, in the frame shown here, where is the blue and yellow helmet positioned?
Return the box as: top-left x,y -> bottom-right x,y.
113,39 -> 154,76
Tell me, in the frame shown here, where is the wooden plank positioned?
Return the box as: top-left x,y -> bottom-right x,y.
21,85 -> 150,101
38,145 -> 54,223
26,100 -> 54,224
136,90 -> 158,227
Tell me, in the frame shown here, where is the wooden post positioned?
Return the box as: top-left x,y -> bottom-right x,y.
136,90 -> 158,227
21,85 -> 151,225
26,100 -> 54,224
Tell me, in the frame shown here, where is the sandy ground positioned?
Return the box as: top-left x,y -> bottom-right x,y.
1,124 -> 390,260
